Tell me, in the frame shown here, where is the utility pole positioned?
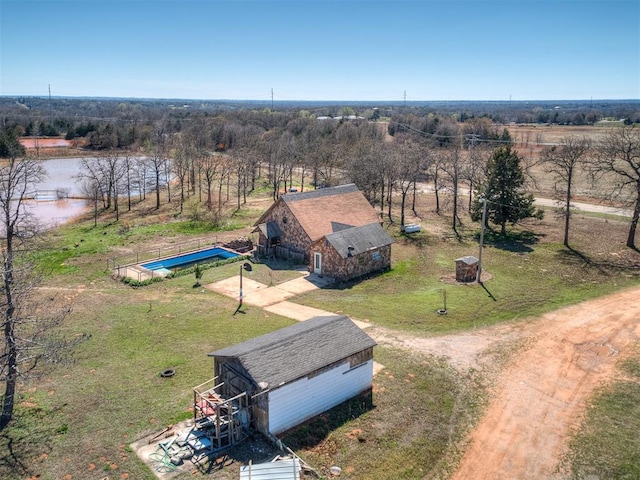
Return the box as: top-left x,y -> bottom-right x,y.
271,88 -> 274,110
476,197 -> 487,283
403,90 -> 406,107
48,84 -> 52,123
234,262 -> 253,314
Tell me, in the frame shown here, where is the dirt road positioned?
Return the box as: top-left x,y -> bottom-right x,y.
370,286 -> 640,480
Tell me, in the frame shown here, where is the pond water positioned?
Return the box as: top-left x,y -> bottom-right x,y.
35,157 -> 86,196
29,158 -> 89,227
12,156 -> 164,229
24,198 -> 89,230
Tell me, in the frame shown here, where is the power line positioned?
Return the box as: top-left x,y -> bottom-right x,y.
389,121 -> 545,147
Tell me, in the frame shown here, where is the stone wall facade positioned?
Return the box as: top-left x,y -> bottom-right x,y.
310,238 -> 392,282
257,202 -> 311,260
455,259 -> 478,282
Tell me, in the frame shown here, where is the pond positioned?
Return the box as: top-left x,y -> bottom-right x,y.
24,198 -> 90,230
5,156 -> 168,229
30,157 -> 89,227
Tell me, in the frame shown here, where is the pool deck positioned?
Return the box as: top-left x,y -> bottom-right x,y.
113,245 -> 244,282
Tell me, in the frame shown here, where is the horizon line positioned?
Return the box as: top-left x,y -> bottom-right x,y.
2,94 -> 639,104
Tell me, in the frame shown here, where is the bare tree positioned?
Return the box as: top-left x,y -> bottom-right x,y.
392,134 -> 423,229
0,138 -> 84,429
541,136 -> 591,248
75,153 -> 124,220
146,122 -> 172,209
592,125 -> 640,249
464,144 -> 490,212
438,142 -> 465,231
215,155 -> 233,220
121,151 -> 135,212
172,140 -> 191,214
80,178 -> 102,227
200,153 -> 220,211
348,137 -> 386,209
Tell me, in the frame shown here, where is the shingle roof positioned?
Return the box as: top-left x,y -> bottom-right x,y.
455,256 -> 479,265
281,184 -> 360,203
255,221 -> 283,239
209,315 -> 376,388
286,186 -> 380,241
255,184 -> 380,242
325,222 -> 395,258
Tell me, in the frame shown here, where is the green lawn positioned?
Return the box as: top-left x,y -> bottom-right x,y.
563,355 -> 640,479
1,198 -> 638,480
294,228 -> 639,335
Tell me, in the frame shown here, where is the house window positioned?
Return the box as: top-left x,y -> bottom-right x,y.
282,216 -> 288,224
372,251 -> 381,261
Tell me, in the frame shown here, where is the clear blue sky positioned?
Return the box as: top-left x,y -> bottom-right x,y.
1,0 -> 638,101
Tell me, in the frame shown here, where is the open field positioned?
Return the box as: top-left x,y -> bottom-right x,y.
2,199 -> 637,479
1,126 -> 640,480
507,123 -> 622,199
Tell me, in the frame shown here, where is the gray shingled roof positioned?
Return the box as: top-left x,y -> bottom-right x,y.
325,222 -> 394,258
209,315 -> 376,388
255,221 -> 283,239
281,183 -> 359,203
455,256 -> 479,265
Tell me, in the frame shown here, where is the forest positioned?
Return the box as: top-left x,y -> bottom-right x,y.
1,96 -> 640,247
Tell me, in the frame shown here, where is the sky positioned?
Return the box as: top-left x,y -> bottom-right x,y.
1,0 -> 638,102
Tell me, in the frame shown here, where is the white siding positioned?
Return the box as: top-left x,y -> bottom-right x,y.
267,360 -> 373,435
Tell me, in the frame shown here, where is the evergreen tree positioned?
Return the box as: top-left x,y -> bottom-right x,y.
472,145 -> 541,235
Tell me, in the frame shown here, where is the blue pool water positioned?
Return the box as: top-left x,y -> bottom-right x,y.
142,247 -> 239,271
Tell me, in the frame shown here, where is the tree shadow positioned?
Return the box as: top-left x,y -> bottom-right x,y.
0,402 -> 63,479
557,246 -> 640,275
0,433 -> 31,477
399,231 -> 434,249
257,257 -> 306,272
479,281 -> 497,301
478,229 -> 544,253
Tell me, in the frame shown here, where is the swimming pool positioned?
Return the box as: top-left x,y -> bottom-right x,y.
141,247 -> 240,272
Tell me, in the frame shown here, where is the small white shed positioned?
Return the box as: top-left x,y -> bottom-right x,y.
209,315 -> 376,436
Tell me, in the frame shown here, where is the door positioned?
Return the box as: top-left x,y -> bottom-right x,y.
313,252 -> 322,274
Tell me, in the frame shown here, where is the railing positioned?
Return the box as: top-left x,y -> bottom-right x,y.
192,377 -> 250,451
24,189 -> 71,201
108,237 -> 222,279
257,244 -> 305,264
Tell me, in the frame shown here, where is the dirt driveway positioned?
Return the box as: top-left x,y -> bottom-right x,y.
372,285 -> 640,480
207,270 -> 639,478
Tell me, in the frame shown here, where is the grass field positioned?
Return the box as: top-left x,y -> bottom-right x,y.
562,353 -> 640,479
1,153 -> 639,479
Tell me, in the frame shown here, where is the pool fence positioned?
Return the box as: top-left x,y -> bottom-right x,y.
109,237 -> 223,282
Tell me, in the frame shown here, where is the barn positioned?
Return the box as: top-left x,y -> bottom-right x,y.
254,184 -> 394,282
207,315 -> 376,437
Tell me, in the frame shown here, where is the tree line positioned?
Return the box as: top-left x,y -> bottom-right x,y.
0,103 -> 639,428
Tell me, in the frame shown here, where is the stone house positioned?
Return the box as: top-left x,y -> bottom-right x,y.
254,184 -> 394,281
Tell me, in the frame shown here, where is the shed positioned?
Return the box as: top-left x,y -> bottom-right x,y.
209,315 -> 376,436
455,256 -> 479,282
